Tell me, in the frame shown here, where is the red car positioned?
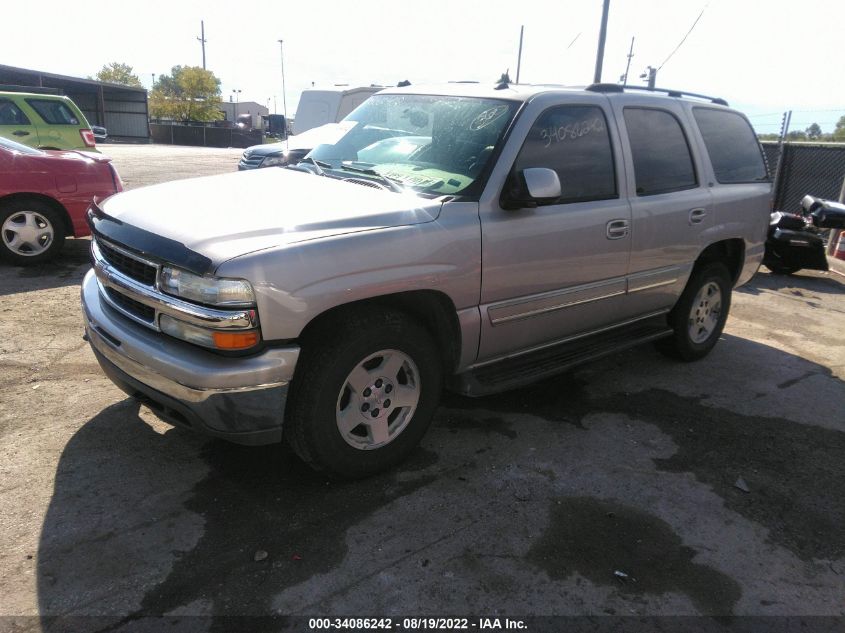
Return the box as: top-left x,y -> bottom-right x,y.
0,135 -> 122,265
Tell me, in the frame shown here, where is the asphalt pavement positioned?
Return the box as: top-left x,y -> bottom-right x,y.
1,144 -> 843,632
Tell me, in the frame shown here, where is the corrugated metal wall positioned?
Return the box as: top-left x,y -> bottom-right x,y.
0,64 -> 149,140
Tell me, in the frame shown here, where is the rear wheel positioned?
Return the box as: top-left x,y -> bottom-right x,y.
0,199 -> 66,265
285,308 -> 442,478
656,262 -> 732,361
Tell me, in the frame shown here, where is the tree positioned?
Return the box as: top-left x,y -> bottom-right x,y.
833,115 -> 845,142
149,66 -> 223,122
95,62 -> 142,87
805,123 -> 823,140
786,130 -> 807,142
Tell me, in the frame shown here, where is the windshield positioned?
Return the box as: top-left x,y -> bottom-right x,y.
306,94 -> 518,196
0,136 -> 44,155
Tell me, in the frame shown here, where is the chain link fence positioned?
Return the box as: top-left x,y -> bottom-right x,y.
149,123 -> 263,149
761,141 -> 845,211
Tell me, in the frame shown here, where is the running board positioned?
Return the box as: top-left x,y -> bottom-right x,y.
450,317 -> 673,397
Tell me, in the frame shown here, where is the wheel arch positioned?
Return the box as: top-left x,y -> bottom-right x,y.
297,290 -> 463,375
694,238 -> 745,284
0,192 -> 73,237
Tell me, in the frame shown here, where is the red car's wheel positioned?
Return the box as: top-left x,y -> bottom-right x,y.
0,198 -> 66,265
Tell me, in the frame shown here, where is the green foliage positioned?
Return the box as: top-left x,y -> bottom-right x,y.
805,123 -> 822,140
149,66 -> 223,122
96,62 -> 143,87
834,115 -> 845,142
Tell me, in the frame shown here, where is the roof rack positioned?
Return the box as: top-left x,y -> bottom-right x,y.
585,83 -> 728,106
0,84 -> 62,96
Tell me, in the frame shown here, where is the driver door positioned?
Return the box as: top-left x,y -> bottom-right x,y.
477,100 -> 632,362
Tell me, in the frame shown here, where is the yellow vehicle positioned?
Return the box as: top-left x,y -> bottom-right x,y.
0,89 -> 98,152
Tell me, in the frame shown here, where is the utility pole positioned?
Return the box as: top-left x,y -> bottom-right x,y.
516,25 -> 524,84
151,73 -> 156,89
621,37 -> 635,86
197,20 -> 207,70
593,0 -> 611,84
640,65 -> 656,89
232,89 -> 241,123
278,39 -> 288,135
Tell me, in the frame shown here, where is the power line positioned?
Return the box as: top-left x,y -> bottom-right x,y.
658,3 -> 708,71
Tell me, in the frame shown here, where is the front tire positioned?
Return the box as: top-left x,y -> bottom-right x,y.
657,262 -> 732,362
0,199 -> 66,265
285,308 -> 442,478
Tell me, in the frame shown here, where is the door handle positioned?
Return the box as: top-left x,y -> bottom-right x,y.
12,130 -> 30,137
689,208 -> 707,225
606,219 -> 629,240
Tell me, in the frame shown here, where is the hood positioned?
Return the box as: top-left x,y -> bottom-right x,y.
244,121 -> 356,157
98,167 -> 442,269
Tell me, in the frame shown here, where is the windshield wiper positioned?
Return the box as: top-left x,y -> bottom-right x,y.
285,156 -> 331,176
340,162 -> 405,193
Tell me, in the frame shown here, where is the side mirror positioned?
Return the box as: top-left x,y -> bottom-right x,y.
502,168 -> 561,209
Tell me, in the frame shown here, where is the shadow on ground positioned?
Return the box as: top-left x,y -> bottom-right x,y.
0,238 -> 91,296
738,268 -> 845,300
36,331 -> 844,627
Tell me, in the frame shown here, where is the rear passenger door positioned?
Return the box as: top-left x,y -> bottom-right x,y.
611,99 -> 714,315
24,98 -> 85,149
0,98 -> 39,148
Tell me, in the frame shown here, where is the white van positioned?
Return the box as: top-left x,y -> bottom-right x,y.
292,86 -> 383,135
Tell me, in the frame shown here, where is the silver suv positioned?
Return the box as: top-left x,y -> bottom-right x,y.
81,82 -> 770,477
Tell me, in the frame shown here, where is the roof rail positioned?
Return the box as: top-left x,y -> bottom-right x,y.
0,84 -> 62,96
585,83 -> 728,106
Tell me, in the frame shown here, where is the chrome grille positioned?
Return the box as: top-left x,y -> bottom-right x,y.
105,287 -> 155,323
238,152 -> 265,169
96,238 -> 158,286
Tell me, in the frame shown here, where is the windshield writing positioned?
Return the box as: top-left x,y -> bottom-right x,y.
307,94 -> 518,196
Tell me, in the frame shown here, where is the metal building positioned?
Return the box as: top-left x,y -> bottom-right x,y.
0,64 -> 149,141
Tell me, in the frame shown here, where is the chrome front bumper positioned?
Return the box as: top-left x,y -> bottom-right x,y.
81,270 -> 300,444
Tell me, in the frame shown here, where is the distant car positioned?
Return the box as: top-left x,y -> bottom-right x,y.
0,90 -> 99,152
92,125 -> 108,142
238,122 -> 356,170
0,136 -> 121,264
238,122 -> 431,171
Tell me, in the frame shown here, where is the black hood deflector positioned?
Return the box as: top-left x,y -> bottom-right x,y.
88,204 -> 213,275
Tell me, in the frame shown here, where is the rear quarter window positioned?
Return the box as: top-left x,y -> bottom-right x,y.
693,108 -> 768,183
25,99 -> 80,125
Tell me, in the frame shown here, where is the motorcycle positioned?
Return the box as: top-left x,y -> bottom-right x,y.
762,195 -> 845,275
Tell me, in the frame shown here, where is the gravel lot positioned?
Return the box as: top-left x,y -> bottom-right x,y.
1,144 -> 844,630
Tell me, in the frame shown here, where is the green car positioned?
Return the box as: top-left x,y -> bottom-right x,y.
0,91 -> 99,152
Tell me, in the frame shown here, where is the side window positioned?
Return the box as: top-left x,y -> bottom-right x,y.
693,108 -> 768,183
624,108 -> 697,195
514,105 -> 617,203
25,99 -> 80,125
0,99 -> 30,125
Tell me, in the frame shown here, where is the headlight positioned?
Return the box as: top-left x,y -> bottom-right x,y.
159,267 -> 255,306
260,153 -> 288,167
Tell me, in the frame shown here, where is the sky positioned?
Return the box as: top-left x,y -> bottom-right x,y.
2,0 -> 844,135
